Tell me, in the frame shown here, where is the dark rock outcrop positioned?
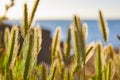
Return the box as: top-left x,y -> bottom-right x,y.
0,23 -> 51,64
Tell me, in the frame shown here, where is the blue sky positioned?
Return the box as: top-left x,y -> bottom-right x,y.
0,0 -> 120,19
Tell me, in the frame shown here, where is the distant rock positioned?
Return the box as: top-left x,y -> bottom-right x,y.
0,23 -> 52,65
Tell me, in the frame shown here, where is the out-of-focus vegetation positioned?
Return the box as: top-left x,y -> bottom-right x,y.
0,0 -> 14,24
0,0 -> 120,80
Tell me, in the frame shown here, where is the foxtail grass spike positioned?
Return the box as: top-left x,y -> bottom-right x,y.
104,45 -> 114,63
48,62 -> 57,80
64,28 -> 71,59
51,27 -> 61,62
108,45 -> 114,60
22,3 -> 28,37
99,10 -> 109,43
6,26 -> 19,80
74,15 -> 86,61
35,27 -> 42,54
72,16 -> 86,80
56,48 -> 63,64
33,27 -> 42,64
4,28 -> 10,50
23,28 -> 35,80
106,61 -> 112,80
72,25 -> 80,64
72,16 -> 80,64
115,54 -> 120,79
7,26 -> 19,69
95,42 -> 103,80
39,63 -> 47,80
82,23 -> 88,40
104,60 -> 115,80
23,28 -> 42,80
85,45 -> 94,58
28,0 -> 40,28
85,42 -> 95,63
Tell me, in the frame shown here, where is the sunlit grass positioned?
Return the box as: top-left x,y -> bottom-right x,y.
0,0 -> 119,80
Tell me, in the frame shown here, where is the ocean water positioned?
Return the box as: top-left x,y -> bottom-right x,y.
3,20 -> 120,48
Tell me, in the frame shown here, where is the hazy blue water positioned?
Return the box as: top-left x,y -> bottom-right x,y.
3,20 -> 120,47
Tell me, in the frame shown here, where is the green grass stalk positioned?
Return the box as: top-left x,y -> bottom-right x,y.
39,63 -> 47,80
28,0 -> 40,28
22,3 -> 28,37
95,42 -> 103,80
48,62 -> 57,80
4,28 -> 10,50
23,29 -> 35,80
64,28 -> 71,59
99,10 -> 109,43
51,27 -> 61,63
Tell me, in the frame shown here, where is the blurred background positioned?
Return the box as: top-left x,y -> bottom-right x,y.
0,0 -> 120,48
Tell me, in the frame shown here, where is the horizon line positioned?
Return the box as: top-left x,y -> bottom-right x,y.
6,17 -> 120,20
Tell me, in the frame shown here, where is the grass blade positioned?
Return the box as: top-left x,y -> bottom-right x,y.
39,63 -> 47,80
4,28 -> 10,50
99,10 -> 109,43
82,23 -> 88,40
28,0 -> 40,28
51,27 -> 61,63
85,42 -> 95,63
64,28 -> 71,59
48,62 -> 57,80
23,27 -> 42,80
6,26 -> 19,80
22,3 -> 28,37
7,26 -> 19,69
73,15 -> 85,60
23,29 -> 35,80
95,42 -> 103,80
